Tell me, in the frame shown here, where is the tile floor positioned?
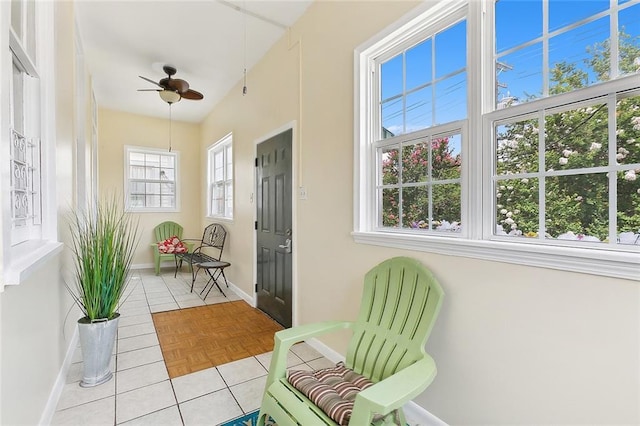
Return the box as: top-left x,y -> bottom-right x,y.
52,268 -> 333,426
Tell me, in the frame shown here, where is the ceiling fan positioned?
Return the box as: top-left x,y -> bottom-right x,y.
138,65 -> 204,104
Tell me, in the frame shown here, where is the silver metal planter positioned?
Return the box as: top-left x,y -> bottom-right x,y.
77,314 -> 120,387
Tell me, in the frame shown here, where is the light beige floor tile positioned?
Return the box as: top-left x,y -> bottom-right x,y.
51,396 -> 114,426
120,299 -> 149,309
147,296 -> 176,306
56,378 -> 116,410
171,366 -> 227,403
217,357 -> 268,387
118,322 -> 156,339
119,306 -> 151,317
144,284 -> 171,294
117,345 -> 164,371
255,351 -> 304,371
306,357 -> 336,371
204,295 -> 231,305
119,405 -> 182,425
116,361 -> 169,394
123,293 -> 147,302
287,363 -> 314,372
172,293 -> 203,302
177,299 -> 206,309
146,289 -> 173,298
180,388 -> 242,426
149,303 -> 180,313
116,380 -> 176,424
119,313 -> 153,328
118,333 -> 160,354
290,342 -> 324,362
229,375 -> 268,413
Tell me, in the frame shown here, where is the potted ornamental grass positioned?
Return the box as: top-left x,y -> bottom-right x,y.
67,197 -> 139,387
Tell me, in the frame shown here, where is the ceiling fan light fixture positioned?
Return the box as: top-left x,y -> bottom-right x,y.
159,89 -> 181,104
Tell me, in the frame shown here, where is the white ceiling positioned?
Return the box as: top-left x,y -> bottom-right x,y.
75,0 -> 313,123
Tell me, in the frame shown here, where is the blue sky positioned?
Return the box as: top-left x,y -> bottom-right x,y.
380,0 -> 640,137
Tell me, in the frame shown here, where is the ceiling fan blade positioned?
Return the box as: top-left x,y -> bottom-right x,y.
167,78 -> 189,94
137,89 -> 161,92
181,89 -> 204,100
139,75 -> 162,88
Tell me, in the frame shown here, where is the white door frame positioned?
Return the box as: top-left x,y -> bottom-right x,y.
253,120 -> 298,327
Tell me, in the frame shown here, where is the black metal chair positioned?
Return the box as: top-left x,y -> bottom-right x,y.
174,223 -> 230,298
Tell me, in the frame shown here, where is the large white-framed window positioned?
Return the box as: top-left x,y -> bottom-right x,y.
124,146 -> 180,212
207,133 -> 233,219
354,0 -> 640,280
2,0 -> 60,287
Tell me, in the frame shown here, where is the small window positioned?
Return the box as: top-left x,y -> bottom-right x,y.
124,146 -> 179,212
207,134 -> 233,219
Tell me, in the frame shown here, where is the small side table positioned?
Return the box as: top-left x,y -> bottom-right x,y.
197,261 -> 231,299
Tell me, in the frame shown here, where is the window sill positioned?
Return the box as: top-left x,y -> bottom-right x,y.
125,208 -> 181,213
352,231 -> 640,281
2,240 -> 64,288
206,216 -> 234,223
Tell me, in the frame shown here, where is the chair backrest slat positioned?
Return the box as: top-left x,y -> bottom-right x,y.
154,221 -> 184,242
345,257 -> 444,383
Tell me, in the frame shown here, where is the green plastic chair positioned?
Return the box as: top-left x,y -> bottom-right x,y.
257,256 -> 445,426
151,221 -> 188,275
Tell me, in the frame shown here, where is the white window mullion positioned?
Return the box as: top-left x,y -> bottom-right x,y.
542,0 -> 549,98
397,141 -> 403,228
468,0 -> 485,240
609,0 -> 619,80
607,93 -> 618,245
538,109 -> 546,241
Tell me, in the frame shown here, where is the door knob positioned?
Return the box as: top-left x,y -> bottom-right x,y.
278,238 -> 292,254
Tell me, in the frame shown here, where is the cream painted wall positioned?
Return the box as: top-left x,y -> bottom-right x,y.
199,1 -> 640,424
98,108 -> 202,267
1,1 -> 82,424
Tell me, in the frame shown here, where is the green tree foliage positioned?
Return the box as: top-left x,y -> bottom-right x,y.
381,31 -> 640,243
495,32 -> 640,241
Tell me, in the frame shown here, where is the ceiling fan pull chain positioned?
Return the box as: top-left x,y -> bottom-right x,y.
169,103 -> 173,152
243,68 -> 247,95
242,1 -> 248,96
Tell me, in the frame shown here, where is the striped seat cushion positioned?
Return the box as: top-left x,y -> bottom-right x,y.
286,362 -> 375,425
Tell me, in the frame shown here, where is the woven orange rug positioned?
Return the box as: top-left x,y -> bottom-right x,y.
152,301 -> 283,378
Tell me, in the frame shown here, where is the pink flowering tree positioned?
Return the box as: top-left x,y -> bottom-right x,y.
382,137 -> 461,229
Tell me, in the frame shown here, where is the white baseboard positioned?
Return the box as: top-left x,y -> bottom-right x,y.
131,262 -> 155,270
226,280 -> 254,306
403,402 -> 448,426
307,337 -> 345,363
39,326 -> 79,425
306,338 -> 447,426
